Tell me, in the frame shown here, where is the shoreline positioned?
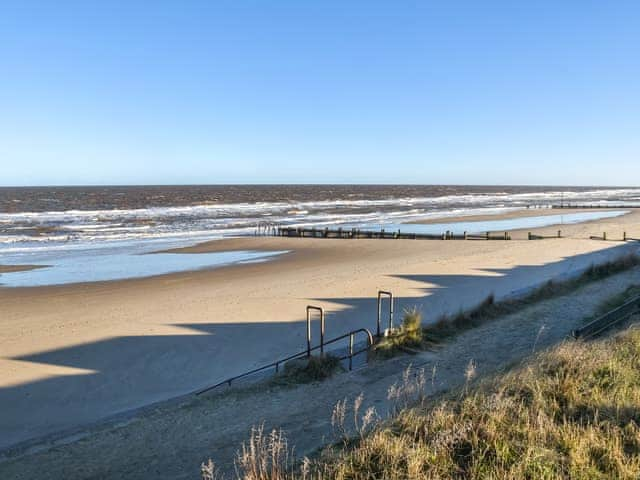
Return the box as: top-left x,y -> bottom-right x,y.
0,264 -> 48,274
408,207 -> 614,224
0,208 -> 640,291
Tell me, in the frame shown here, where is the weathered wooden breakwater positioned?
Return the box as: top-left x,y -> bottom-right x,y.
271,226 -> 636,242
552,204 -> 640,209
275,226 -> 512,240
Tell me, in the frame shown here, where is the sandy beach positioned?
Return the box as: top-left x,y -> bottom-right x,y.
1,209 -> 640,450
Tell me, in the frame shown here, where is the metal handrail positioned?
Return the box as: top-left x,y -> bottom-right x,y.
377,290 -> 393,337
306,305 -> 324,356
573,295 -> 640,339
195,328 -> 374,395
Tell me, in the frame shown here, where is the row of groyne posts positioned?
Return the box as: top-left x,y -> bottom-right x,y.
254,203 -> 640,242
196,291 -> 396,395
276,226 -> 514,240
275,226 -> 635,242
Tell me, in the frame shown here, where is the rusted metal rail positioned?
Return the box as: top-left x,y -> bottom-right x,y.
195,328 -> 374,395
572,295 -> 640,339
306,305 -> 324,356
377,290 -> 394,337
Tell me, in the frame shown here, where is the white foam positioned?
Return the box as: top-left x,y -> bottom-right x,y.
2,188 -> 639,259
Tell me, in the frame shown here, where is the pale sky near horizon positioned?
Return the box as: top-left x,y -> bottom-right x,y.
1,1 -> 638,187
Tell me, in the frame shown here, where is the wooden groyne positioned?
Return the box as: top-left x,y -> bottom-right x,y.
271,227 -> 637,242
552,204 -> 640,209
275,226 -> 512,240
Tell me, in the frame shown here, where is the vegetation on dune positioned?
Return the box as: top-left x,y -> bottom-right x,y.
424,253 -> 640,344
200,266 -> 640,480
374,307 -> 425,357
271,354 -> 343,386
321,328 -> 640,480
375,254 -> 640,354
204,326 -> 640,479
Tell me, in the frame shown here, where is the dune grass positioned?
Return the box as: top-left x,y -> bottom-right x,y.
424,253 -> 640,344
318,327 -> 640,479
202,326 -> 640,479
200,260 -> 640,479
271,354 -> 343,386
374,307 -> 424,357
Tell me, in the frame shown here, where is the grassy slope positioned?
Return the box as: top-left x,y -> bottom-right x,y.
320,327 -> 640,479
206,258 -> 640,480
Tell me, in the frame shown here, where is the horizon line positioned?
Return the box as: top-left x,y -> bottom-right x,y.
1,183 -> 639,189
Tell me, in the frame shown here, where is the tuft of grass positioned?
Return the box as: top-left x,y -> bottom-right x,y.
235,424 -> 295,480
374,308 -> 424,358
317,327 -> 640,479
401,307 -> 423,343
425,253 -> 640,344
272,354 -> 343,385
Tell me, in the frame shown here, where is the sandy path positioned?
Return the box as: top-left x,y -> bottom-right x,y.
2,264 -> 639,479
0,211 -> 639,450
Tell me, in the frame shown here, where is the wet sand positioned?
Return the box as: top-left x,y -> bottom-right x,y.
0,265 -> 47,274
1,209 -> 639,450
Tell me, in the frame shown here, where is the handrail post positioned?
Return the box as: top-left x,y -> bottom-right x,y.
349,333 -> 354,370
377,290 -> 393,336
306,305 -> 325,356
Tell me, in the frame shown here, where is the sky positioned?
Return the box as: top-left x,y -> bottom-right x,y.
0,1 -> 638,186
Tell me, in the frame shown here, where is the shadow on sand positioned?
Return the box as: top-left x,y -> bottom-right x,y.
1,242 -> 638,451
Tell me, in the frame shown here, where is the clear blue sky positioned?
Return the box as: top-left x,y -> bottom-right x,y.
1,1 -> 638,186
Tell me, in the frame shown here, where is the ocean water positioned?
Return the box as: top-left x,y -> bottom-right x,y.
1,185 -> 638,286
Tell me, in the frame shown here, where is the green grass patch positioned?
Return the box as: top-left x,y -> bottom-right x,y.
374,307 -> 425,358
271,354 -> 343,385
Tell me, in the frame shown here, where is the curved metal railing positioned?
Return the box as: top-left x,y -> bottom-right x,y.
195,328 -> 374,395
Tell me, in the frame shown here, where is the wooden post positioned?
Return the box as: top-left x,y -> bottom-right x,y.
558,230 -> 561,238
528,232 -> 532,240
603,232 -> 607,241
464,231 -> 467,240
486,231 -> 490,240
623,231 -> 627,241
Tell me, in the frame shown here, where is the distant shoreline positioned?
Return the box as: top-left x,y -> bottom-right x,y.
0,264 -> 47,274
408,206 -> 613,224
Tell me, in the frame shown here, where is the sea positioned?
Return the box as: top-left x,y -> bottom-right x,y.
1,185 -> 639,287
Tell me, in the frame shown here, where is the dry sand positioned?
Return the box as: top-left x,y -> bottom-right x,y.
0,209 -> 639,451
